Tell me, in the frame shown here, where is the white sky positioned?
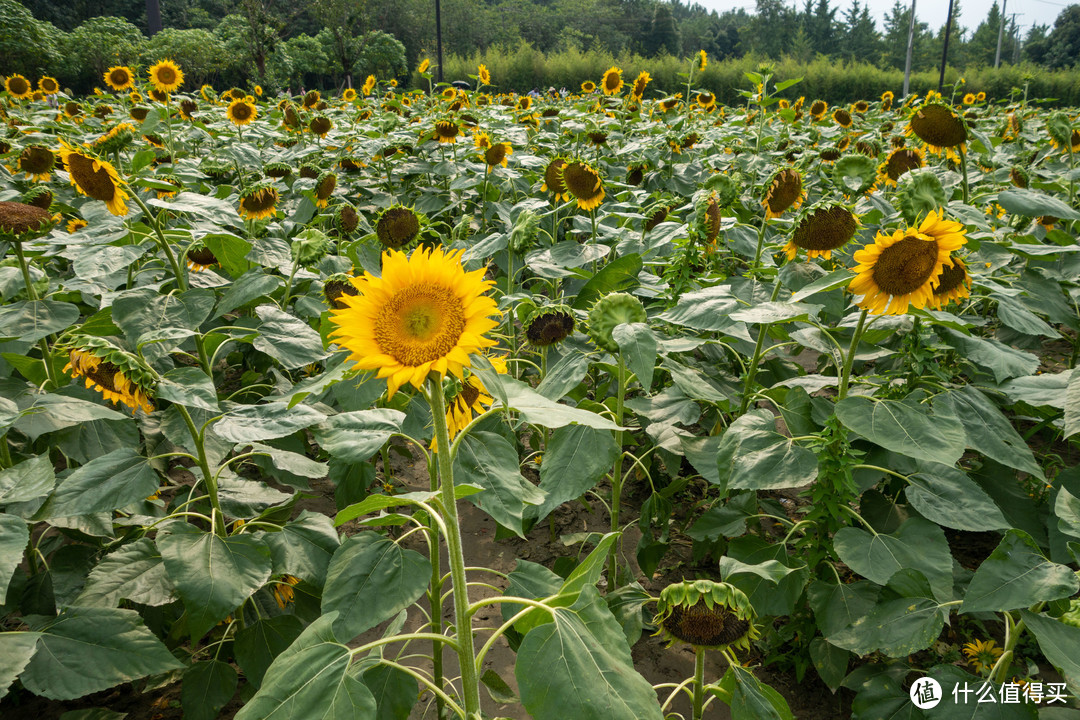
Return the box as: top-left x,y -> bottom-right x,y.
694,0 -> 1070,36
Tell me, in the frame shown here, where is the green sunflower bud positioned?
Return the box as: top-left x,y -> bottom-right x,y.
587,292 -> 646,353
895,171 -> 947,225
508,209 -> 539,254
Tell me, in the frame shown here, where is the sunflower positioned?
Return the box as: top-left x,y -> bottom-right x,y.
149,88 -> 169,103
64,337 -> 155,414
22,186 -> 53,211
441,87 -> 457,101
1009,166 -> 1029,188
238,183 -> 279,220
67,218 -> 87,233
785,204 -> 858,261
560,159 -> 605,211
524,305 -> 576,347
877,147 -> 925,187
0,201 -> 53,240
852,100 -> 869,114
653,580 -> 758,652
848,211 -> 967,315
60,143 -> 129,216
434,355 -> 508,450
963,639 -> 1003,676
696,92 -> 716,111
881,91 -> 894,111
928,255 -> 971,309
586,131 -> 607,146
631,70 -> 651,101
314,171 -> 337,208
809,99 -> 827,120
342,87 -> 357,102
153,173 -> 182,198
148,60 -> 184,93
763,168 -> 804,219
418,58 -> 431,74
17,145 -> 56,182
329,246 -> 500,398
961,93 -> 975,105
302,89 -> 321,108
5,74 -> 31,98
309,115 -> 332,137
37,76 -> 59,95
484,141 -> 512,168
698,49 -> 708,72
541,157 -> 570,202
581,80 -> 596,93
601,66 -> 623,96
473,131 -> 492,150
93,122 -> 135,154
376,205 -> 423,249
1047,114 -> 1080,153
906,101 -> 967,160
186,243 -> 218,272
658,95 -> 681,113
694,190 -> 722,249
478,64 -> 491,85
225,98 -> 257,126
976,91 -> 986,102
434,120 -> 459,144
833,108 -> 853,128
362,75 -> 377,96
324,272 -> 360,309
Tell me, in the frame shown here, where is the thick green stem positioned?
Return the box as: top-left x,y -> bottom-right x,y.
175,404 -> 227,536
692,646 -> 706,720
958,145 -> 970,204
738,280 -> 783,414
13,241 -> 58,388
837,309 -> 869,400
426,379 -> 481,719
425,448 -> 446,719
751,216 -> 768,272
130,192 -> 188,292
606,354 -> 627,589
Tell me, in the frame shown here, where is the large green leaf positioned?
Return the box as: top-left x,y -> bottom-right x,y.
312,409 -> 405,463
262,511 -> 340,586
997,189 -> 1080,221
480,375 -> 622,430
720,664 -> 794,720
835,395 -> 965,467
961,530 -> 1079,613
202,232 -> 253,278
0,631 -> 39,699
728,301 -> 822,324
0,300 -> 80,343
15,393 -> 127,441
536,353 -> 590,401
942,329 -> 1039,384
236,613 -> 376,720
572,253 -> 643,310
182,660 -> 238,720
0,515 -> 28,605
827,571 -> 947,657
656,285 -> 739,331
1019,610 -> 1080,681
254,306 -> 330,369
36,448 -> 159,519
76,537 -> 174,607
939,386 -> 1044,478
0,453 -> 53,506
156,367 -> 220,412
905,464 -> 1010,532
360,663 -> 419,720
725,537 -> 810,616
321,533 -> 431,642
925,665 -> 1038,719
234,615 -> 305,689
832,517 -> 953,602
613,322 -> 656,392
19,607 -> 183,700
531,424 -> 619,522
999,370 -> 1073,409
715,410 -> 818,491
454,431 -> 544,536
516,587 -> 663,720
1065,368 -> 1080,440
157,525 -> 272,639
215,402 -> 328,444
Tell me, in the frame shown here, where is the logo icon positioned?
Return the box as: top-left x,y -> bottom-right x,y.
910,678 -> 942,709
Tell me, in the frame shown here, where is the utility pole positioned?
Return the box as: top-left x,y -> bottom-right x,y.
994,0 -> 1007,67
1011,15 -> 1024,64
435,0 -> 444,84
903,0 -> 917,97
937,0 -> 955,92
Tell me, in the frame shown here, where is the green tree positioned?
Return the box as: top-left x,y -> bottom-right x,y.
881,0 -> 931,71
142,28 -> 229,86
307,0 -> 368,87
1023,23 -> 1050,64
841,0 -> 880,64
801,0 -> 837,55
65,15 -> 146,88
1043,4 -> 1080,68
0,0 -> 63,78
647,2 -> 681,56
967,1 -> 1015,66
746,0 -> 798,58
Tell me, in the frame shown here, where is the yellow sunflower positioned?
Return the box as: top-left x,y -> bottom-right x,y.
906,102 -> 967,160
928,255 -> 971,309
810,99 -> 828,121
432,355 -> 508,451
329,246 -> 501,398
698,50 -> 708,72
785,205 -> 858,261
418,58 -> 431,74
434,120 -> 459,144
631,70 -> 651,101
542,157 -> 570,202
962,93 -> 976,105
362,75 -> 377,96
148,60 -> 184,93
186,244 -> 218,272
601,66 -> 623,96
5,74 -> 31,99
17,145 -> 56,182
963,639 -> 1003,675
484,142 -> 513,168
226,98 -> 257,125
696,92 -> 716,110
478,64 -> 491,85
976,91 -> 986,102
763,168 -> 805,219
833,108 -> 853,128
849,211 -> 967,315
238,183 -> 279,220
60,143 -> 129,216
560,159 -> 605,211
581,80 -> 596,93
254,85 -> 263,96
65,343 -> 154,414
38,76 -> 59,95
314,171 -> 337,208
342,87 -> 357,102
67,218 -> 87,233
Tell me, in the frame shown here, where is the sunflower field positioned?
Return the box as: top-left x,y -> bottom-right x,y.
1,56 -> 1080,720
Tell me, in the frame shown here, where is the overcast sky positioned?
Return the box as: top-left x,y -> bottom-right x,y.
695,0 -> 1071,36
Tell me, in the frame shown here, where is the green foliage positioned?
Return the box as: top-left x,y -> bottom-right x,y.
0,0 -> 63,78
65,15 -> 145,86
142,27 -> 230,86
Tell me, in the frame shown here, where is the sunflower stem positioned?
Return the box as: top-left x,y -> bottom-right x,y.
12,241 -> 58,389
129,192 -> 188,293
692,646 -> 706,720
175,404 -> 227,537
838,308 -> 869,400
751,215 -> 769,274
738,279 -> 783,415
425,378 -> 482,719
958,145 -> 970,204
424,448 -> 447,720
606,353 -> 627,590
163,95 -> 178,164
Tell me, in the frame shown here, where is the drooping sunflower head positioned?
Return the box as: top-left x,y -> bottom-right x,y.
1009,166 -> 1029,188
17,145 -> 56,181
238,182 -> 279,221
626,163 -> 647,186
542,157 -> 570,202
696,92 -> 716,110
226,98 -> 257,126
5,74 -> 32,99
852,100 -> 869,114
907,101 -> 967,157
362,75 -> 377,96
323,272 -> 359,310
877,146 -> 925,187
693,189 -> 722,247
1047,112 -> 1080,153
302,89 -> 321,109
314,171 -> 337,208
329,246 -> 501,397
809,99 -> 827,120
179,98 -> 198,119
434,120 -> 460,144
601,66 -> 623,96
186,242 -> 218,272
38,76 -> 59,95
148,60 -> 184,93
785,203 -> 858,261
309,115 -> 332,137
21,186 -> 54,211
560,159 -> 605,211
631,70 -> 651,100
263,161 -> 291,180
0,201 -> 54,241
848,211 -> 967,315
833,107 -> 853,128
331,202 -> 361,237
153,173 -> 183,198
587,292 -> 646,353
762,167 -> 804,219
376,205 -> 424,250
525,305 -> 576,348
418,58 -> 431,74
581,80 -> 596,93
928,255 -> 971,310
698,49 -> 708,72
60,143 -> 129,217
516,95 -> 532,112
653,580 -> 759,651
658,95 -> 681,113
63,335 -> 156,414
484,141 -> 513,168
201,157 -> 234,181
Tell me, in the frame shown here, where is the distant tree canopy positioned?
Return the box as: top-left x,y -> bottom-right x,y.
4,0 -> 1079,93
